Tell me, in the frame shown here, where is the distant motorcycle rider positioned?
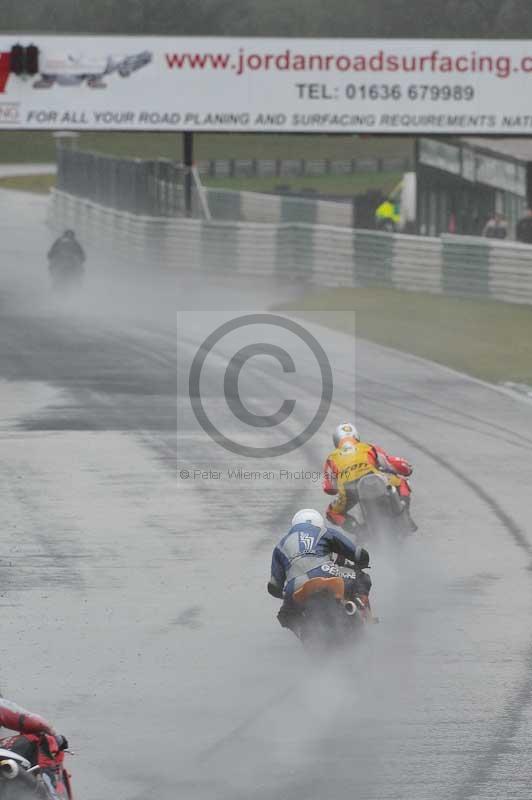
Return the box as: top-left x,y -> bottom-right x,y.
323,422 -> 416,532
267,509 -> 371,637
47,230 -> 85,266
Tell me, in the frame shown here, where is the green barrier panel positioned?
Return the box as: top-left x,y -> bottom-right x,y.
442,237 -> 490,297
291,225 -> 315,283
354,231 -> 394,286
201,221 -> 240,274
275,224 -> 315,283
206,189 -> 242,222
281,196 -> 317,225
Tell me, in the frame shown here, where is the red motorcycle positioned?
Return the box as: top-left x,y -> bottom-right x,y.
0,733 -> 73,799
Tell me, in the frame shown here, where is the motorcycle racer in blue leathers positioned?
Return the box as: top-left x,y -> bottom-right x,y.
267,509 -> 372,636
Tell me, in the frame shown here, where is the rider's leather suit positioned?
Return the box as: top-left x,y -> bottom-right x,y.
323,437 -> 412,525
0,699 -> 53,736
268,521 -> 372,635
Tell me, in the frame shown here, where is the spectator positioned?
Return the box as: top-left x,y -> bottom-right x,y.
482,212 -> 508,239
447,211 -> 457,234
516,208 -> 532,244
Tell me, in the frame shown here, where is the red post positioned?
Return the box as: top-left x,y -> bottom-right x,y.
0,53 -> 11,93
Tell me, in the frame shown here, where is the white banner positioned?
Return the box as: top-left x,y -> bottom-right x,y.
1,36 -> 532,133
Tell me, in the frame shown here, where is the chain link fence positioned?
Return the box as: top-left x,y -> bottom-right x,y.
56,147 -> 385,227
56,146 -> 186,216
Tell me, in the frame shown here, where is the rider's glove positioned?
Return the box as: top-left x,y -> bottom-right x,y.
342,517 -> 358,535
354,547 -> 370,570
267,581 -> 283,599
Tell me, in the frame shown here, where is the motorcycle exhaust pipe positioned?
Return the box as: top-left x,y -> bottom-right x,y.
344,601 -> 358,616
387,485 -> 405,516
0,759 -> 20,780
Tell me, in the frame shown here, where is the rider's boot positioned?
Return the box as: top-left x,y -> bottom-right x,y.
393,482 -> 418,533
277,603 -> 303,639
400,497 -> 418,532
404,508 -> 418,532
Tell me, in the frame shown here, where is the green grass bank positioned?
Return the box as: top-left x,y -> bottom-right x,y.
278,287 -> 532,385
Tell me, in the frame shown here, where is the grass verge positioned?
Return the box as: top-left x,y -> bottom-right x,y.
0,168 -> 398,198
278,286 -> 532,385
0,132 -> 408,197
204,171 -> 402,196
0,131 -> 413,163
0,174 -> 56,193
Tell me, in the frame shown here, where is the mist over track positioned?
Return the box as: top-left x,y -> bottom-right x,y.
1,187 -> 531,800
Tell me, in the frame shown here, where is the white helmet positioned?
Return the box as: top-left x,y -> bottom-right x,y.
291,508 -> 325,529
333,422 -> 359,448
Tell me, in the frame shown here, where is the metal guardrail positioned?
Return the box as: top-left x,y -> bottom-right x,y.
205,187 -> 353,227
48,189 -> 532,306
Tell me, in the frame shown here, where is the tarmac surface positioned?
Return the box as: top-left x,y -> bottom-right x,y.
1,187 -> 532,800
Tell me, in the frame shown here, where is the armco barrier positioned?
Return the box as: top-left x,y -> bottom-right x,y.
48,189 -> 532,305
205,186 -> 353,226
442,235 -> 491,298
485,238 -> 532,304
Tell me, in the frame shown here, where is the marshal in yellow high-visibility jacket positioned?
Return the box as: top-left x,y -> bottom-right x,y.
375,199 -> 401,229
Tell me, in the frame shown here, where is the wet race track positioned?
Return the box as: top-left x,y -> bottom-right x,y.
1,188 -> 532,800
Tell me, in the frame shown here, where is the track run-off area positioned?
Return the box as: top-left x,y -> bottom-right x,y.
1,187 -> 532,800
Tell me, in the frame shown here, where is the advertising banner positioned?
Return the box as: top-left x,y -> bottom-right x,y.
1,36 -> 532,133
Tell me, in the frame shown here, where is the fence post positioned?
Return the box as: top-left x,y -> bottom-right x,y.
183,131 -> 194,217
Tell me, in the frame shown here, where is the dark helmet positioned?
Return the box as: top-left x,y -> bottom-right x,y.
63,229 -> 75,239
